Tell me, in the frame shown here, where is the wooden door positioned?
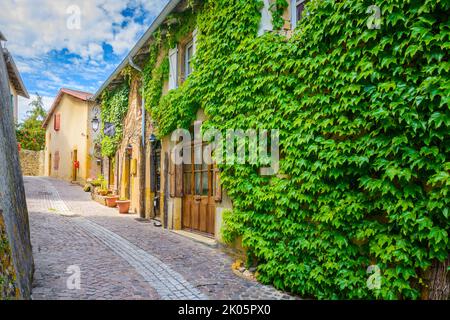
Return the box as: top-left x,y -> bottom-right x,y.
182,142 -> 216,237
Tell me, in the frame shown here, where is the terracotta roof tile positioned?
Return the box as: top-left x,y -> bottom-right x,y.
42,88 -> 93,128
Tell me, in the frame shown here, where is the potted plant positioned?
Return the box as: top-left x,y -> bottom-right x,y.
116,198 -> 131,214
105,194 -> 119,208
97,188 -> 109,196
96,176 -> 109,197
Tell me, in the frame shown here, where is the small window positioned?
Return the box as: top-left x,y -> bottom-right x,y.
185,41 -> 194,79
291,0 -> 308,29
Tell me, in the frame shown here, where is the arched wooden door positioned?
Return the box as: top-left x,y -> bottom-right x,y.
182,141 -> 216,237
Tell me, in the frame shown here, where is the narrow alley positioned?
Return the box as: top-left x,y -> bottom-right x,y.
25,177 -> 294,300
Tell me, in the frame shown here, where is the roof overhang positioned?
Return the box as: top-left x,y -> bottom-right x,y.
42,88 -> 93,128
3,48 -> 29,99
92,0 -> 183,101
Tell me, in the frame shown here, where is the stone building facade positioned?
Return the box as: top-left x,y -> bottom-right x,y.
94,0 -> 302,245
42,88 -> 101,185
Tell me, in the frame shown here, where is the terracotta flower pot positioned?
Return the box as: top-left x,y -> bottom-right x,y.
105,195 -> 119,208
116,200 -> 131,214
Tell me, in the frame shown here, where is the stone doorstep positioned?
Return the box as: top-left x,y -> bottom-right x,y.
170,230 -> 218,248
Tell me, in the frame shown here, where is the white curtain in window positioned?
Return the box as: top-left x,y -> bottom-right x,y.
168,46 -> 178,90
258,0 -> 273,36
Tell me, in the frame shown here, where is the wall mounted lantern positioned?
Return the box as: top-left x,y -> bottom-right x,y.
91,116 -> 100,132
149,133 -> 157,144
126,144 -> 133,158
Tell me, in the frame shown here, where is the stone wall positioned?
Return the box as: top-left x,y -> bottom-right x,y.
0,211 -> 19,299
19,149 -> 44,176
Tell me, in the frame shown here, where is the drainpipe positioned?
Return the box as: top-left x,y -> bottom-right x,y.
128,57 -> 146,219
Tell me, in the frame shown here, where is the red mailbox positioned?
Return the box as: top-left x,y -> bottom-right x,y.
74,161 -> 80,169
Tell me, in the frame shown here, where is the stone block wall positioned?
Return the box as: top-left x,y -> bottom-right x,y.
0,211 -> 19,299
19,149 -> 44,176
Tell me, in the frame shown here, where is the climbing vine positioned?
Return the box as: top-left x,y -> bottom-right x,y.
270,0 -> 289,30
144,0 -> 450,299
100,81 -> 130,157
142,1 -> 201,129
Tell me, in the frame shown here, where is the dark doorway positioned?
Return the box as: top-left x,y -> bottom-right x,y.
124,153 -> 131,200
151,140 -> 162,220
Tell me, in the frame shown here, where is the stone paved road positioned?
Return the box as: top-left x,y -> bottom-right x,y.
25,177 -> 296,300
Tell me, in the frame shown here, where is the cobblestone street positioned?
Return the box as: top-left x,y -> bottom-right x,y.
25,177 -> 295,300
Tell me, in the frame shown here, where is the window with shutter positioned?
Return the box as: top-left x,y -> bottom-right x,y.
258,0 -> 274,36
168,46 -> 178,90
54,114 -> 61,131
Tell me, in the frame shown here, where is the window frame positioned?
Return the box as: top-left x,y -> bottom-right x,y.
184,40 -> 194,79
291,0 -> 307,29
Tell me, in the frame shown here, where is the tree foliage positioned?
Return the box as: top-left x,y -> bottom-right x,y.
15,94 -> 47,151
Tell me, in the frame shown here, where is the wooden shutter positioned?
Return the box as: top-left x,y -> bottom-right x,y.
168,46 -> 178,90
169,149 -> 184,198
258,0 -> 274,36
169,151 -> 175,198
214,165 -> 222,202
175,162 -> 183,198
150,148 -> 156,193
54,114 -> 61,131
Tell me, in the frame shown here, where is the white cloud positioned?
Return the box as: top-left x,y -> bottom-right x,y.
0,0 -> 168,60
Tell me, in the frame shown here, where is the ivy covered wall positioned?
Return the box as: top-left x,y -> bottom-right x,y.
100,82 -> 131,158
141,0 -> 449,299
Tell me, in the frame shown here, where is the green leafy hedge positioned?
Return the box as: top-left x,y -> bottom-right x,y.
100,82 -> 130,157
147,0 -> 450,299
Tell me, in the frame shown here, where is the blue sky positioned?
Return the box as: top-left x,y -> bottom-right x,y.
0,0 -> 169,121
